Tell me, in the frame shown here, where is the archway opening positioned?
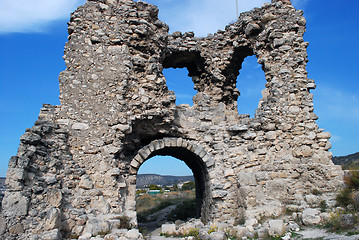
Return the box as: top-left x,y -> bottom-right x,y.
163,68 -> 196,106
128,140 -> 211,230
236,55 -> 266,117
161,50 -> 205,107
136,156 -> 196,230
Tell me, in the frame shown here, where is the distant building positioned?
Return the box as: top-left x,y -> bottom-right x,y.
148,190 -> 161,195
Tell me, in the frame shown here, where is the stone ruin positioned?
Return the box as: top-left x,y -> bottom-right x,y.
0,0 -> 344,239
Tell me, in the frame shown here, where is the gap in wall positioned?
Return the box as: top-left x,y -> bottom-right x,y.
163,68 -> 196,106
236,55 -> 266,117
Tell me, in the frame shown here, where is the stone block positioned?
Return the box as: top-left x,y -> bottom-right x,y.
20,132 -> 41,144
44,207 -> 61,231
90,196 -> 110,214
244,218 -> 258,227
0,216 -> 6,235
317,132 -> 331,139
72,123 -> 89,130
83,218 -> 110,236
125,229 -> 142,239
237,173 -> 257,186
232,226 -> 248,238
305,194 -> 319,206
161,223 -> 176,235
209,231 -> 226,240
302,208 -> 321,225
2,192 -> 29,217
9,223 -> 24,234
268,220 -> 285,236
79,175 -> 93,190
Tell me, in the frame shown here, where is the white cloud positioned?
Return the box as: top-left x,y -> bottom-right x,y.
152,0 -> 310,37
315,85 -> 359,122
0,0 -> 86,34
330,135 -> 342,143
154,0 -> 270,37
292,0 -> 310,10
0,0 -> 310,35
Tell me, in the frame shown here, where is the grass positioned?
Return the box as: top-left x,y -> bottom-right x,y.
136,190 -> 196,223
167,197 -> 197,221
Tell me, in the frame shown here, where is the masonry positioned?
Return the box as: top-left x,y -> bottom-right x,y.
0,0 -> 343,239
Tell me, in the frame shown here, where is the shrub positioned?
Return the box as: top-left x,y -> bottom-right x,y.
319,200 -> 328,212
182,181 -> 195,191
344,170 -> 359,190
336,168 -> 359,212
324,211 -> 357,232
336,188 -> 354,209
149,184 -> 162,190
311,189 -> 322,195
118,216 -> 131,229
167,198 -> 197,221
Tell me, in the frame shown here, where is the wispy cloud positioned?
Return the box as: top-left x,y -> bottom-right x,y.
292,0 -> 310,10
152,0 -> 270,37
151,0 -> 311,37
0,0 -> 310,35
315,85 -> 359,122
0,0 -> 85,34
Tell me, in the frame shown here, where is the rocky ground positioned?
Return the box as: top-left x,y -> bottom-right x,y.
141,219 -> 359,240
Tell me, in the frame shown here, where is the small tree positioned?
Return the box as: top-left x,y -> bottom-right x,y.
182,181 -> 195,191
149,184 -> 162,190
172,184 -> 179,191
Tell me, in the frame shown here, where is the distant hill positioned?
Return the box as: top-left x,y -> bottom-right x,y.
136,174 -> 194,188
333,152 -> 359,166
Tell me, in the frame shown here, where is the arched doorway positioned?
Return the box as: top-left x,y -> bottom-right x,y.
136,155 -> 195,230
127,138 -> 214,225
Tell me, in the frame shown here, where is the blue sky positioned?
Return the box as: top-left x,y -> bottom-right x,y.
0,0 -> 358,177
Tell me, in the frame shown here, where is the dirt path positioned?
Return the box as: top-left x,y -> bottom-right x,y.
139,204 -> 178,234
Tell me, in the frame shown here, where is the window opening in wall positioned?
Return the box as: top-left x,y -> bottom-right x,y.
163,68 -> 196,106
136,155 -> 196,232
236,55 -> 266,117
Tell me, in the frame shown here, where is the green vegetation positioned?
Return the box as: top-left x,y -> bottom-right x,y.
319,200 -> 328,212
149,184 -> 162,190
136,194 -> 175,222
161,227 -> 200,239
336,168 -> 359,211
311,189 -> 323,196
136,189 -> 196,224
322,166 -> 359,232
181,181 -> 195,191
167,197 -> 197,221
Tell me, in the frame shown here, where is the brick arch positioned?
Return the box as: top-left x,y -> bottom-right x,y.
127,137 -> 214,224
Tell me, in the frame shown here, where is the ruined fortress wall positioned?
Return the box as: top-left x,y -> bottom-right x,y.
0,0 -> 343,239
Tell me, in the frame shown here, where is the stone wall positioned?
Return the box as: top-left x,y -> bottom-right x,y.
0,0 -> 343,239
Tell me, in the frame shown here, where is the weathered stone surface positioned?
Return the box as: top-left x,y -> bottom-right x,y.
232,226 -> 248,238
161,223 -> 177,235
9,223 -> 24,235
268,220 -> 285,236
209,231 -> 226,240
79,175 -> 94,190
47,190 -> 62,208
72,122 -> 89,130
44,208 -> 61,231
39,229 -> 62,240
302,208 -> 321,225
341,214 -> 355,227
0,0 -> 344,238
2,192 -> 28,217
125,229 -> 142,239
0,216 -> 5,235
83,218 -> 111,237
